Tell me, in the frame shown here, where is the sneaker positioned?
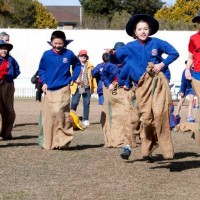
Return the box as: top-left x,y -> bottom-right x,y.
83,120 -> 90,126
186,116 -> 195,123
120,145 -> 132,160
175,114 -> 181,125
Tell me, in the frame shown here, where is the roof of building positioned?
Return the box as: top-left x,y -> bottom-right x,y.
46,6 -> 81,24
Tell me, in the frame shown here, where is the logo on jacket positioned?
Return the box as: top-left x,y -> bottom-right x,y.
152,49 -> 158,56
63,58 -> 68,63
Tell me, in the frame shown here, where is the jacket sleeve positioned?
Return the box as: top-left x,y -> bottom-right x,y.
12,57 -> 20,79
119,64 -> 132,89
159,40 -> 179,66
38,53 -> 47,84
91,63 -> 102,78
71,54 -> 81,81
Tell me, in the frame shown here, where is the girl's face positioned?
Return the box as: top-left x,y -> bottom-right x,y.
134,21 -> 150,41
0,47 -> 8,58
51,38 -> 65,53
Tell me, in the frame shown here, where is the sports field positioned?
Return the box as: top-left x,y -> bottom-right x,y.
0,98 -> 199,200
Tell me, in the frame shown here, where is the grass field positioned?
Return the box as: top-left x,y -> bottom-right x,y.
0,98 -> 200,200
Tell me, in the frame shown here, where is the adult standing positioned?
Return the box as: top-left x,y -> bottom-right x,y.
0,32 -> 10,43
70,50 -> 97,127
0,40 -> 20,140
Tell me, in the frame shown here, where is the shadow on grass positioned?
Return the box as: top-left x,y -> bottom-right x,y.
14,123 -> 38,127
67,144 -> 104,150
13,135 -> 38,140
126,151 -> 200,163
126,151 -> 200,172
149,160 -> 200,172
0,143 -> 38,148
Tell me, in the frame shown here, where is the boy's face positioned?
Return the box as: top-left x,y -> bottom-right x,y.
51,38 -> 65,53
134,21 -> 150,41
0,46 -> 8,58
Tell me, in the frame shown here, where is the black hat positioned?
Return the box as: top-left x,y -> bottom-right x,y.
126,14 -> 159,37
0,39 -> 13,51
192,10 -> 200,23
47,30 -> 73,46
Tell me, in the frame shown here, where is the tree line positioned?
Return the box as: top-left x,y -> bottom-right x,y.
0,0 -> 199,30
0,0 -> 57,28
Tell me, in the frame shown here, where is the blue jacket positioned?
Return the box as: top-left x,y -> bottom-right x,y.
180,69 -> 193,93
101,61 -> 125,87
38,48 -> 81,91
91,62 -> 105,95
116,37 -> 179,86
0,56 -> 20,83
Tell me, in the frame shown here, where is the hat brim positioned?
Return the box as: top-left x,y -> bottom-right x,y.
126,14 -> 159,37
192,16 -> 200,23
0,43 -> 13,51
47,39 -> 73,46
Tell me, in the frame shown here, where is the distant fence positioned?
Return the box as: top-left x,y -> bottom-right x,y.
15,87 -> 36,98
14,80 -> 99,99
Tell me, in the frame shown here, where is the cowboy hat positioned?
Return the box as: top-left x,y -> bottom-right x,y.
192,10 -> 200,23
0,39 -> 13,51
126,14 -> 159,37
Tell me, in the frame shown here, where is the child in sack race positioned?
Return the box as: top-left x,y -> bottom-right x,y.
38,30 -> 81,150
108,14 -> 179,160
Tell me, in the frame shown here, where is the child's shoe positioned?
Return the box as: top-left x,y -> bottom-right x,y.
186,116 -> 195,123
175,114 -> 181,125
120,145 -> 132,160
170,113 -> 176,129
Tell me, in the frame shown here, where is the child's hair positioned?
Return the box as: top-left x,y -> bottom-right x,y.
102,53 -> 109,63
50,30 -> 66,42
0,32 -> 10,39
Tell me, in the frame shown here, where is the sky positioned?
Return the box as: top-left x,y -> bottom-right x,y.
39,0 -> 176,6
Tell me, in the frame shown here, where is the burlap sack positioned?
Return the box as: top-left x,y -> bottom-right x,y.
123,88 -> 140,148
136,62 -> 174,159
101,85 -> 139,148
41,85 -> 74,150
175,122 -> 200,145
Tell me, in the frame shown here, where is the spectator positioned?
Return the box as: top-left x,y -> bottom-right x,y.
70,50 -> 97,127
32,71 -> 43,102
0,32 -> 10,43
0,39 -> 20,140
